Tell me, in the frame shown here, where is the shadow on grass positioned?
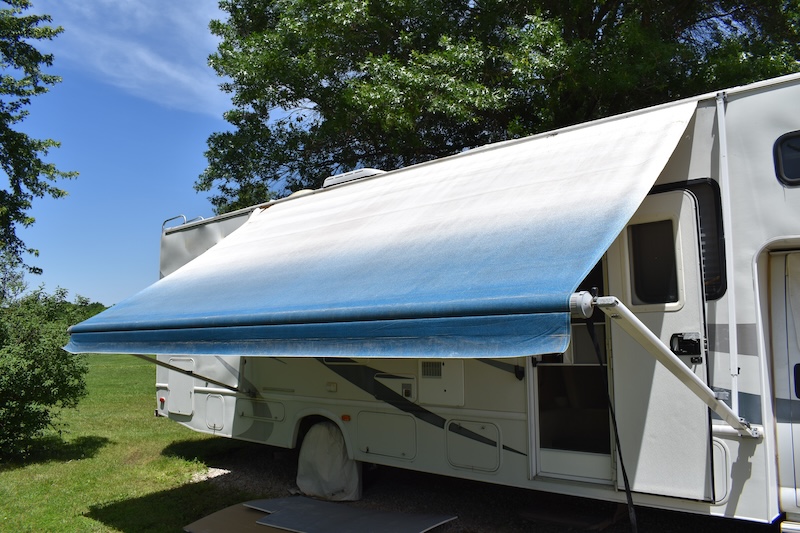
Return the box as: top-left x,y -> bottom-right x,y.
0,435 -> 111,471
86,477 -> 260,533
161,435 -> 270,462
88,437 -> 297,533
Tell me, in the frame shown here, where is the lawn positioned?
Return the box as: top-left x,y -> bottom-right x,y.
0,354 -> 268,532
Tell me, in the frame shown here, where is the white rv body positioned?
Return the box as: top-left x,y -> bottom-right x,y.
69,74 -> 800,528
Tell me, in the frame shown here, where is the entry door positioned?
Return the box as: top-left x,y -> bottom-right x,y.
532,262 -> 612,484
606,190 -> 713,501
772,252 -> 800,507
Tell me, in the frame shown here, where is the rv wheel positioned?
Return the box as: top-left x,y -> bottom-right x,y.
296,420 -> 362,501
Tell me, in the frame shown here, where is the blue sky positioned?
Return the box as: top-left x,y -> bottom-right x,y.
18,1 -> 230,305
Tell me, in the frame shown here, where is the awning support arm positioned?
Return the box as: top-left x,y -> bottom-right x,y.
570,293 -> 759,438
130,353 -> 255,397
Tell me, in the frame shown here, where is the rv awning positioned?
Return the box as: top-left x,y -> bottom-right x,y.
67,102 -> 697,358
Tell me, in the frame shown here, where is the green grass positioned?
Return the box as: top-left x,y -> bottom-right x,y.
0,354 -> 267,532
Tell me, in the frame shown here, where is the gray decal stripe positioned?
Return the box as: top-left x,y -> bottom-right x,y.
321,358 -> 446,427
775,398 -> 800,424
707,324 -> 759,355
711,390 -> 800,424
320,358 -> 527,457
477,358 -> 517,374
709,388 -> 763,425
447,423 -> 526,456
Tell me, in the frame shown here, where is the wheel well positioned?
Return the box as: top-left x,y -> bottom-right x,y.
295,415 -> 330,449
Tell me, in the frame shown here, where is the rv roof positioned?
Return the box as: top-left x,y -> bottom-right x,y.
166,73 -> 800,237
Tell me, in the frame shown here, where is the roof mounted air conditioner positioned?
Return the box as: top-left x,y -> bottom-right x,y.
322,168 -> 385,188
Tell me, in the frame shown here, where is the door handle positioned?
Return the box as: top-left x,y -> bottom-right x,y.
670,332 -> 702,358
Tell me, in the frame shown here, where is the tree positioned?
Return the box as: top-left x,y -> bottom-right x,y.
0,0 -> 76,273
0,248 -> 26,304
0,285 -> 104,460
198,0 -> 800,212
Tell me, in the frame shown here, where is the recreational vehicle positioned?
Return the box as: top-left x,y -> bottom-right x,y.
68,73 -> 800,529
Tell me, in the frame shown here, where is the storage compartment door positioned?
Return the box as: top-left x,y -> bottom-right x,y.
167,357 -> 195,416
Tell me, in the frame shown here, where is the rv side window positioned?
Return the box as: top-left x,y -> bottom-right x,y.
629,220 -> 678,304
775,131 -> 800,185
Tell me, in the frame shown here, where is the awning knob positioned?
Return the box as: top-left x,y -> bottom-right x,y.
570,291 -> 595,319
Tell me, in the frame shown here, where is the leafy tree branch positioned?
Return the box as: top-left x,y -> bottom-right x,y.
198,0 -> 800,213
0,0 -> 77,272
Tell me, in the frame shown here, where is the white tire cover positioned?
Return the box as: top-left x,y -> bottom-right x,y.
296,421 -> 362,501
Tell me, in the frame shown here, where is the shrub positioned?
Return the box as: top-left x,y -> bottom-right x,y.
0,288 -> 103,460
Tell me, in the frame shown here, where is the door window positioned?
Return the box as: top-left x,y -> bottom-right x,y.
629,220 -> 679,304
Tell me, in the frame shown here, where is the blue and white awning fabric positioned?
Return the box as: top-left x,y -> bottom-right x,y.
66,102 -> 697,359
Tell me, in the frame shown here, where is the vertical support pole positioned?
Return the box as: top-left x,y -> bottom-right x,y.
716,91 -> 739,416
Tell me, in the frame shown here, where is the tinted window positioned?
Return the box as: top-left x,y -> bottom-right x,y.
629,220 -> 678,304
537,366 -> 610,454
776,132 -> 800,185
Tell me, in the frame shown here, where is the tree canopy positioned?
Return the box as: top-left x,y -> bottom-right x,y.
198,0 -> 800,213
0,0 -> 76,273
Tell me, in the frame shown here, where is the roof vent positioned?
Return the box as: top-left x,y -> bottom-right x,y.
322,168 -> 385,188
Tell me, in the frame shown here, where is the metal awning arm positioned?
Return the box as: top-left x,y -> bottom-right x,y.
572,293 -> 760,438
